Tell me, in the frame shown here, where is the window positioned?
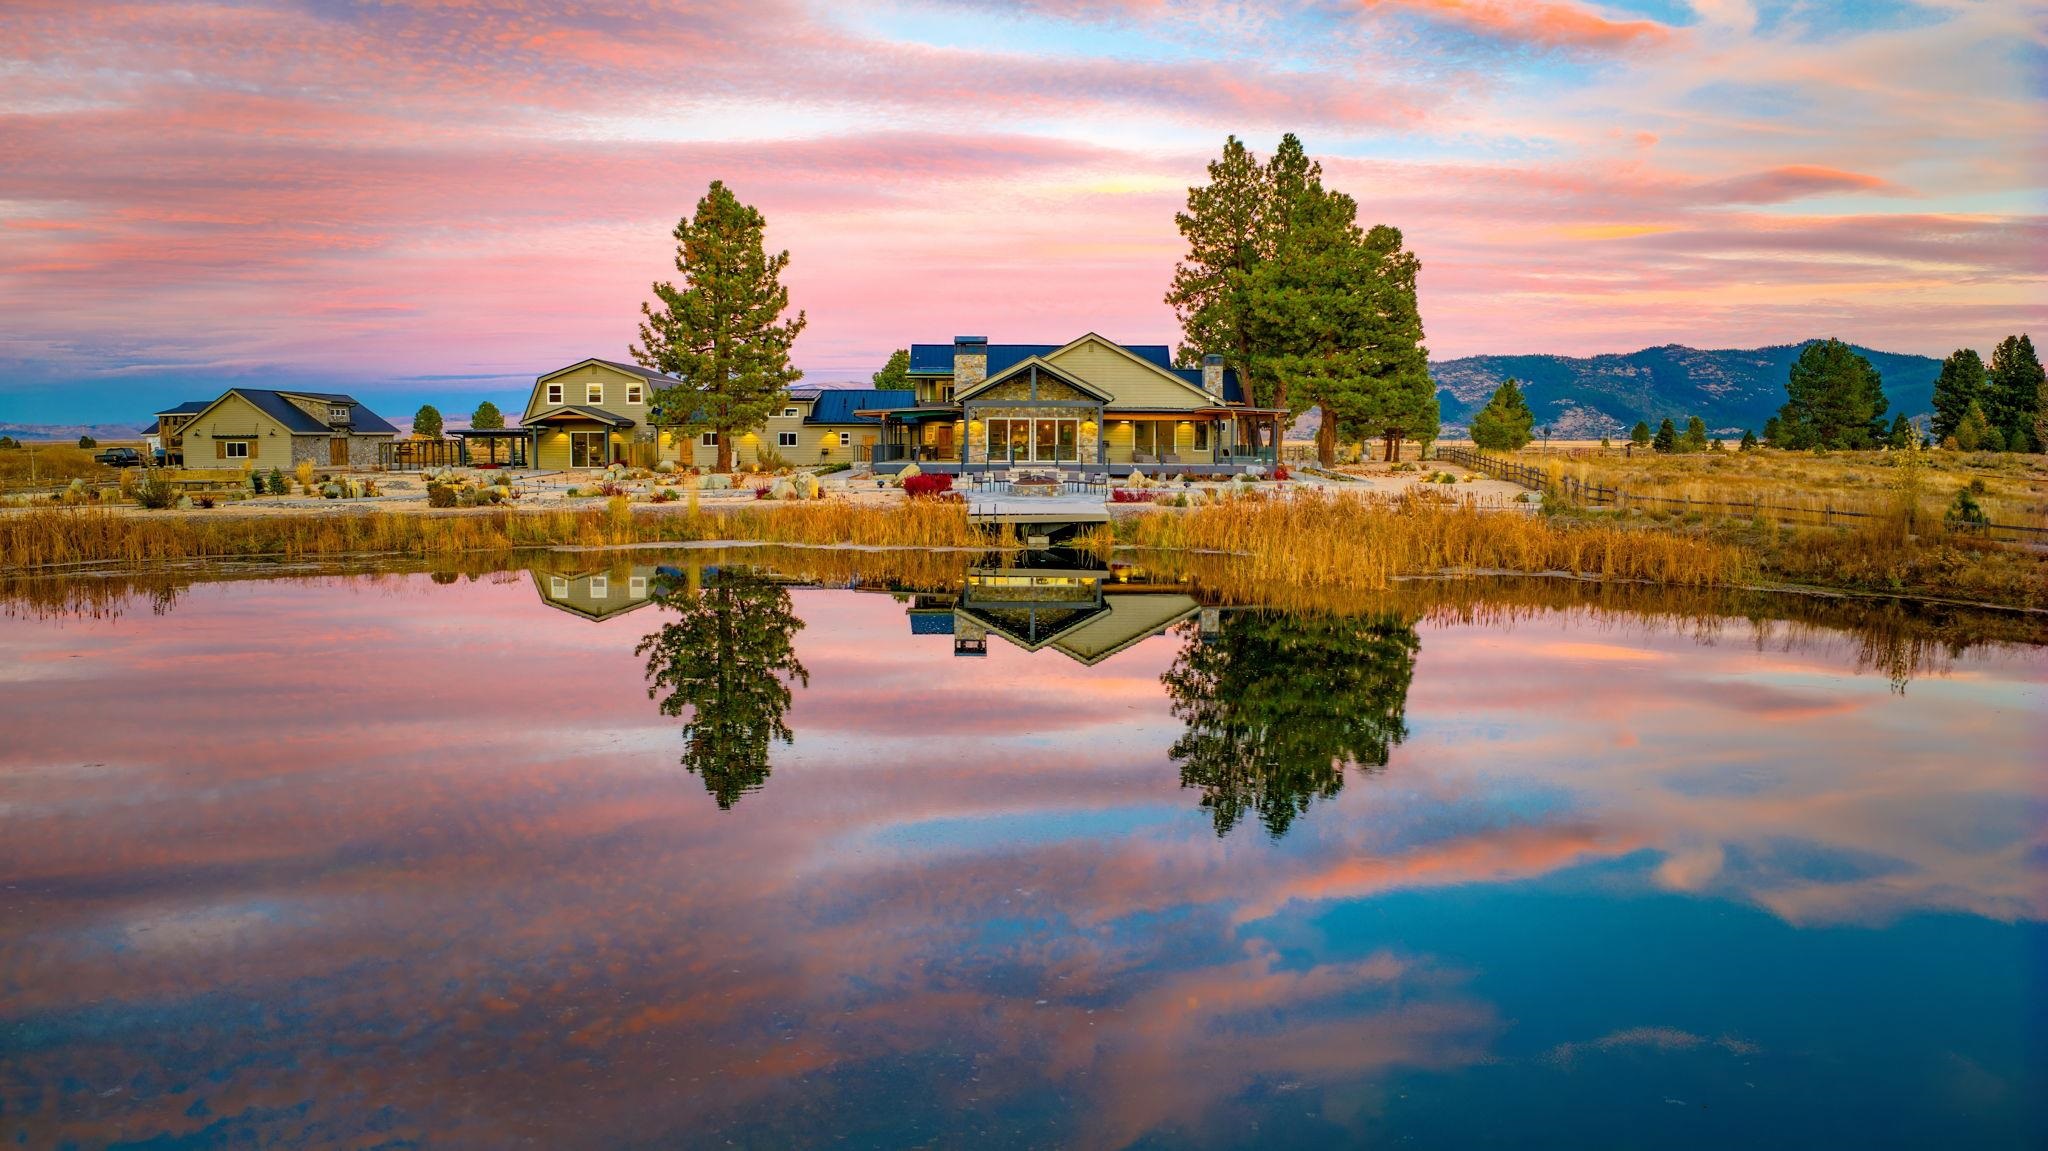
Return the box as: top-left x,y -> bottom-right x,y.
586,383 -> 603,404
590,576 -> 608,599
838,432 -> 852,447
700,432 -> 719,448
328,405 -> 349,421
1192,422 -> 1210,451
546,383 -> 562,404
626,384 -> 642,404
777,431 -> 798,447
224,441 -> 249,459
550,576 -> 568,598
629,576 -> 647,598
782,407 -> 799,418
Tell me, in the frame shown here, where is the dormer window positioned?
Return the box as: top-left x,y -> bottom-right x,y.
547,383 -> 563,405
328,405 -> 349,422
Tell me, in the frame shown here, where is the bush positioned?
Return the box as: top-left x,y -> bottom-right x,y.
135,471 -> 178,509
595,480 -> 627,497
902,473 -> 955,499
1945,488 -> 1988,533
756,447 -> 792,472
78,435 -> 96,449
1111,488 -> 1155,503
814,462 -> 851,475
193,496 -> 216,509
266,467 -> 289,495
1273,464 -> 1290,481
426,483 -> 458,508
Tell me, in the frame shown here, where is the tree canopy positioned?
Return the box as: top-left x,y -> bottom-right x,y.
1986,333 -> 2044,453
1931,347 -> 1986,441
1469,379 -> 1533,452
633,181 -> 806,473
1681,415 -> 1708,453
1775,339 -> 1887,450
637,566 -> 809,809
1652,417 -> 1678,453
872,348 -> 911,390
470,400 -> 504,430
413,404 -> 443,440
1629,421 -> 1651,446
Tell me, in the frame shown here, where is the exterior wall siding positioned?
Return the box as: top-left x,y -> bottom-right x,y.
184,394 -> 288,469
1044,341 -> 1212,410
523,363 -> 657,428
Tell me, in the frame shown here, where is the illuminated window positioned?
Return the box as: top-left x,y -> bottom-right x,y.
626,385 -> 643,404
629,576 -> 646,598
586,383 -> 603,404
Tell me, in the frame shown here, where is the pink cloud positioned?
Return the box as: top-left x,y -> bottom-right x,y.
1359,0 -> 1673,49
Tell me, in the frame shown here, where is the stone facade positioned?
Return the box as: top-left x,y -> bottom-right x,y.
288,434 -> 386,469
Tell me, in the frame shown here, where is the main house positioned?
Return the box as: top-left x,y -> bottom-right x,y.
156,389 -> 398,469
519,357 -> 912,470
866,334 -> 1285,474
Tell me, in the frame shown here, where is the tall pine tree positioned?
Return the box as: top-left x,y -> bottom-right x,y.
1470,379 -> 1534,451
1930,347 -> 1986,441
634,181 -> 806,473
1775,339 -> 1887,450
1166,136 -> 1270,404
1986,334 -> 2044,453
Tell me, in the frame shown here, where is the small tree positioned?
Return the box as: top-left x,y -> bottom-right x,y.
1680,415 -> 1708,452
1652,418 -> 1678,453
1931,347 -> 1987,441
1986,333 -> 2044,453
1887,413 -> 1915,449
1629,421 -> 1651,447
78,435 -> 96,449
413,404 -> 444,440
0,436 -> 16,450
1599,436 -> 1611,449
1739,429 -> 1758,451
1469,379 -> 1533,452
872,349 -> 911,390
1709,437 -> 1725,452
471,400 -> 505,430
1762,416 -> 1782,446
1954,401 -> 1993,451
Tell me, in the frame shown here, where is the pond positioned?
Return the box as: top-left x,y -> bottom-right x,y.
2,550 -> 2043,1149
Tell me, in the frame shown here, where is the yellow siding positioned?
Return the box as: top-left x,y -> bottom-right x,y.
1044,340 -> 1211,411
525,362 -> 657,427
183,393 -> 288,470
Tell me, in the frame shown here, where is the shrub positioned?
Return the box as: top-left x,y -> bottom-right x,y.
1111,488 -> 1155,503
249,472 -> 266,494
814,462 -> 851,475
266,467 -> 289,495
902,473 -> 955,499
135,471 -> 178,509
595,480 -> 627,498
650,487 -> 679,503
1273,464 -> 1291,481
426,483 -> 458,508
193,496 -> 216,509
1945,488 -> 1988,533
78,435 -> 96,449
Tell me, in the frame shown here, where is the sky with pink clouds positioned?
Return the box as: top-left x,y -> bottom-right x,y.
1,0 -> 2043,424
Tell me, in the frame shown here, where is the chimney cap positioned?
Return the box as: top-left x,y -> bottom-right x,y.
953,335 -> 988,345
1202,353 -> 1223,365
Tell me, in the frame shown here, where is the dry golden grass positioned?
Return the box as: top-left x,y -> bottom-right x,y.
0,446 -> 113,492
1101,489 -> 1744,592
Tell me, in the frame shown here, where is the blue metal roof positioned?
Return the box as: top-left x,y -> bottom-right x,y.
908,341 -> 1177,376
806,388 -> 915,425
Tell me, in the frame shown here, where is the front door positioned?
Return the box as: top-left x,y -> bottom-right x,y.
329,438 -> 349,465
934,424 -> 954,459
570,431 -> 608,468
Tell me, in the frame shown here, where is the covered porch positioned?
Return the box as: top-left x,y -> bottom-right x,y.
523,407 -> 634,469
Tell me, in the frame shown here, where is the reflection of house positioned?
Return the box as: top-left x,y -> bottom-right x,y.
913,560 -> 1204,665
866,333 -> 1287,474
528,564 -> 660,622
173,389 -> 399,469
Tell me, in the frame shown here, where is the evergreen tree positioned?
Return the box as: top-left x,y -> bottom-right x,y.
1762,415 -> 1782,446
413,404 -> 443,440
1167,136 -> 1272,405
1652,417 -> 1678,453
1887,413 -> 1914,449
1344,225 -> 1436,463
1629,420 -> 1651,446
77,435 -> 95,449
1775,339 -> 1887,450
872,348 -> 911,390
1739,429 -> 1758,451
1469,379 -> 1534,451
1986,333 -> 2044,452
1681,415 -> 1708,452
1930,347 -> 1986,441
470,400 -> 504,430
633,181 -> 807,474
637,567 -> 809,809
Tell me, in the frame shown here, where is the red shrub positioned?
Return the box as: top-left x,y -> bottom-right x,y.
1110,488 -> 1155,503
1273,465 -> 1291,481
902,473 -> 954,499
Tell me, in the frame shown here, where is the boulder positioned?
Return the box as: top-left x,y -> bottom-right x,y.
700,473 -> 732,491
793,472 -> 821,499
895,462 -> 922,486
769,476 -> 797,500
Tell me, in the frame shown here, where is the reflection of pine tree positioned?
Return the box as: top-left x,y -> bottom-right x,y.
637,567 -> 809,809
1161,611 -> 1419,837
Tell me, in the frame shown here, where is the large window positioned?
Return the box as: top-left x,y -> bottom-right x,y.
985,417 -> 1080,463
569,431 -> 609,468
222,440 -> 249,459
1131,421 -> 1163,457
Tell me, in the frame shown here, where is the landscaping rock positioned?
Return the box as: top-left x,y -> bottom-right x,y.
701,473 -> 732,491
793,472 -> 821,500
769,477 -> 797,500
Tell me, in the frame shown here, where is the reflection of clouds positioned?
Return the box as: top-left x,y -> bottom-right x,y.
0,574 -> 2041,1144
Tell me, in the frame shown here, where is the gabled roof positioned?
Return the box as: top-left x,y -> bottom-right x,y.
537,357 -> 676,385
186,389 -> 398,436
521,405 -> 636,427
908,341 -> 1177,376
955,355 -> 1114,404
807,388 -> 916,425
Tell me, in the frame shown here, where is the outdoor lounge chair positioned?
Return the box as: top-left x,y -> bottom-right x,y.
1133,451 -> 1155,465
1161,452 -> 1183,466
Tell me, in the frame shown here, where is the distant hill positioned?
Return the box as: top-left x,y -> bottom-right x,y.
1428,341 -> 1941,438
0,421 -> 151,443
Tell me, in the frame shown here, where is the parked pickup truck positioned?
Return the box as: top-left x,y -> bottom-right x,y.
93,447 -> 145,468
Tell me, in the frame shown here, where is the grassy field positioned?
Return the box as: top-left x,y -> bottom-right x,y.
0,446 -> 126,493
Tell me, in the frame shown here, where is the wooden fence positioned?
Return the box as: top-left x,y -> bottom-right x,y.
1433,445 -> 2047,543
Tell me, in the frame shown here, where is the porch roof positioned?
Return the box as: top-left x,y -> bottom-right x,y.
521,405 -> 635,428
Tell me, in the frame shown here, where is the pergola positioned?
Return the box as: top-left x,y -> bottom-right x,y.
451,427 -> 536,467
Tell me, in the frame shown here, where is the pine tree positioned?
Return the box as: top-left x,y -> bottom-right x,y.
413,404 -> 443,440
1954,401 -> 1993,451
1167,136 -> 1272,405
1681,415 -> 1708,452
470,401 -> 504,430
1344,226 -> 1436,462
1470,379 -> 1534,452
1930,348 -> 1986,441
872,348 -> 910,390
633,181 -> 807,473
1776,339 -> 1887,450
1986,334 -> 2044,453
1652,418 -> 1678,453
1887,413 -> 1914,449
1739,429 -> 1758,451
1762,415 -> 1781,447
1629,421 -> 1651,446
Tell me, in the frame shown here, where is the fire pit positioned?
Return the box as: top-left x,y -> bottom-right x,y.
1008,471 -> 1063,496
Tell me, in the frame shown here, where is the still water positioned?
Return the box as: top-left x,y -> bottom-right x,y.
2,552 -> 2043,1149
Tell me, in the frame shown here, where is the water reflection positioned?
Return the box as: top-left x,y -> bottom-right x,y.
638,565 -> 809,808
1165,610 -> 1419,837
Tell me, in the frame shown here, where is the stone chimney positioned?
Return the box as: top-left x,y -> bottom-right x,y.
953,336 -> 989,389
1202,354 -> 1224,399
